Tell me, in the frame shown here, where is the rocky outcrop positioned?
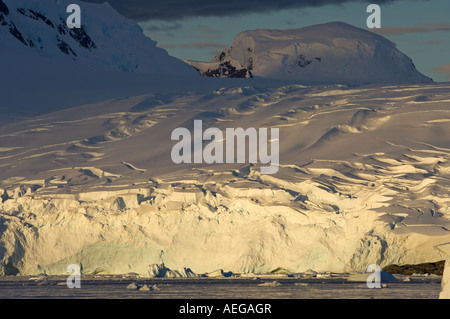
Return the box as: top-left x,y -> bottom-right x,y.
383,261 -> 446,276
184,59 -> 252,78
0,0 -> 8,16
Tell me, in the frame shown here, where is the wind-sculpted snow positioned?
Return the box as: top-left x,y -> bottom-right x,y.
0,83 -> 450,275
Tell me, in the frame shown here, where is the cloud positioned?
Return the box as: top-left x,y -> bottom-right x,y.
160,42 -> 227,49
434,64 -> 450,80
285,19 -> 296,26
141,22 -> 182,33
83,0 -> 409,21
194,26 -> 223,39
371,23 -> 450,36
196,26 -> 222,35
419,39 -> 444,45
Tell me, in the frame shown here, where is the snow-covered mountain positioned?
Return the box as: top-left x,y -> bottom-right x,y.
0,0 -> 201,124
0,0 -> 196,75
186,22 -> 432,84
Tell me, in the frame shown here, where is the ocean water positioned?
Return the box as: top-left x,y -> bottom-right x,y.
0,277 -> 442,299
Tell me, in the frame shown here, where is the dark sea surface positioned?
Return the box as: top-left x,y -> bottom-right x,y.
0,276 -> 442,299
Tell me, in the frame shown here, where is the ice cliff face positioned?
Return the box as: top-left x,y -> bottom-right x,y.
192,22 -> 432,84
0,0 -> 196,75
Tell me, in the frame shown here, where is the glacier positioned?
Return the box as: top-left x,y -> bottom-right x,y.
1,82 -> 450,276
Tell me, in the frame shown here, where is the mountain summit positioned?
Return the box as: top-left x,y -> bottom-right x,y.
186,22 -> 432,84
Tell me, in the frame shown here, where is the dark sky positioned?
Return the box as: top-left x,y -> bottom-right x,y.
82,0 -> 405,21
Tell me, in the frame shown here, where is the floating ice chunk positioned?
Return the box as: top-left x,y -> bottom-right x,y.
139,284 -> 159,291
303,269 -> 317,277
139,284 -> 151,291
126,282 -> 140,290
258,281 -> 282,287
144,263 -> 197,278
204,269 -> 233,278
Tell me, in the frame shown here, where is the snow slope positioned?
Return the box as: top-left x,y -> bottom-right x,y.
196,22 -> 432,84
1,82 -> 449,276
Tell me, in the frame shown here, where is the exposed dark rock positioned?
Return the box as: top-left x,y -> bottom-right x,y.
297,54 -> 312,68
57,38 -> 77,56
69,26 -> 96,50
192,61 -> 251,78
56,18 -> 96,50
383,260 -> 445,275
57,18 -> 66,35
0,0 -> 9,16
31,9 -> 54,28
248,57 -> 254,71
0,13 -> 6,26
8,22 -> 27,46
17,8 -> 55,28
1,190 -> 9,203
